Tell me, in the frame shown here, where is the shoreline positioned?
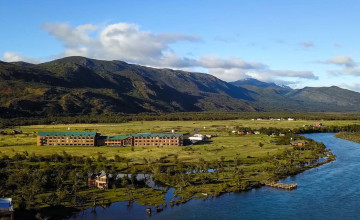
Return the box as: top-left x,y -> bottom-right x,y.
1,121 -> 344,220
64,151 -> 336,219
334,132 -> 360,144
27,138 -> 336,219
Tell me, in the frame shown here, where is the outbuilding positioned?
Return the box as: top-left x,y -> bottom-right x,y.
88,171 -> 112,190
290,141 -> 306,147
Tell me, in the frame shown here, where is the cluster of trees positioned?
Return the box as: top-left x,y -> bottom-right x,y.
143,157 -> 252,202
235,124 -> 360,137
0,115 -> 129,128
0,124 -> 337,215
140,133 -> 331,202
294,124 -> 360,134
0,151 -> 132,210
2,112 -> 360,128
272,139 -> 332,177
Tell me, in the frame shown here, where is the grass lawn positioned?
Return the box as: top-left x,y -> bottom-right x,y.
4,119 -> 360,136
0,134 -> 287,163
1,119 -> 358,161
0,119 -> 356,163
0,119 -> 341,217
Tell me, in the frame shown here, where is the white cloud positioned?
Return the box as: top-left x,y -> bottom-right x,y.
1,51 -> 42,63
41,23 -> 98,48
207,68 -> 251,82
190,56 -> 316,83
39,22 -> 319,84
328,67 -> 360,76
325,56 -> 360,77
246,69 -> 317,82
196,56 -> 266,69
43,22 -> 200,68
343,67 -> 360,75
204,67 -> 317,83
338,83 -> 360,92
326,55 -> 355,67
268,70 -> 318,79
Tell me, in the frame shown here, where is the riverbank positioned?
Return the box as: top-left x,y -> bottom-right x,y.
67,134 -> 340,220
25,148 -> 335,220
0,120 -> 345,219
138,133 -> 360,220
334,132 -> 360,143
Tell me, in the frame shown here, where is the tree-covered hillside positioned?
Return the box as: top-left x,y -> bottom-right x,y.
0,57 -> 257,117
1,56 -> 360,118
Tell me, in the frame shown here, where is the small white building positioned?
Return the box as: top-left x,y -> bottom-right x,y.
189,136 -> 203,141
189,134 -> 206,144
189,136 -> 204,143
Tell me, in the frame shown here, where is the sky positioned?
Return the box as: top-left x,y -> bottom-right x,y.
1,0 -> 360,91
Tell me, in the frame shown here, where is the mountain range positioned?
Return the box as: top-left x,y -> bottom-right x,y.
1,56 -> 359,117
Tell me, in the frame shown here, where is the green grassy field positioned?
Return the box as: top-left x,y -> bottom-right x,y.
0,119 -> 345,216
6,119 -> 360,134
1,119 -> 351,162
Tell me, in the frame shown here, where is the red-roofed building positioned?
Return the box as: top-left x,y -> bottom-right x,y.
313,122 -> 323,127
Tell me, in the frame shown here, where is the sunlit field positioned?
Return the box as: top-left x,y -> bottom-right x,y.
1,119 -> 356,161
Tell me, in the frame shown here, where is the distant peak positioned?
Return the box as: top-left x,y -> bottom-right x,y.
41,56 -> 130,68
278,84 -> 292,90
9,61 -> 35,67
54,56 -> 93,63
231,78 -> 281,88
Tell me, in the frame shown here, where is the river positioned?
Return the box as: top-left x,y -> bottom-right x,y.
69,133 -> 360,220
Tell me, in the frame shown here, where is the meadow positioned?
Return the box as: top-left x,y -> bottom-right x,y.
1,119 -> 356,161
0,119 -> 349,219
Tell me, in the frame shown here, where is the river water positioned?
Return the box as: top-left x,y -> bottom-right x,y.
69,133 -> 360,220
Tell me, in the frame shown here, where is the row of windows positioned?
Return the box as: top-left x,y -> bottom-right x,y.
46,140 -> 94,143
45,143 -> 93,146
134,143 -> 180,146
105,144 -> 126,146
135,139 -> 180,141
106,140 -> 180,143
105,141 -> 125,143
42,136 -> 94,139
105,140 -> 128,142
40,140 -> 90,142
134,137 -> 181,139
135,140 -> 179,142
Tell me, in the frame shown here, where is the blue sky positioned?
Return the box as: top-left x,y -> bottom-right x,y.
1,0 -> 360,90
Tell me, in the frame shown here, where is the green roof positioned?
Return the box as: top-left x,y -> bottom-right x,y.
132,133 -> 183,138
107,135 -> 131,140
38,132 -> 97,137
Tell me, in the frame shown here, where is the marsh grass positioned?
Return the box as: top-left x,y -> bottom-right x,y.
0,119 -> 340,216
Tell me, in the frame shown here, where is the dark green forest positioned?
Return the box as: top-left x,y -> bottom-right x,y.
1,112 -> 360,128
2,56 -> 360,118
